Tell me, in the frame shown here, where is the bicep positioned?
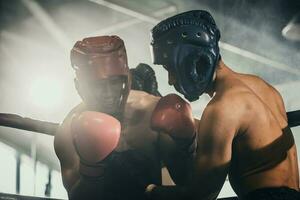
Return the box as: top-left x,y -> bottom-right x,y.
56,132 -> 80,191
54,119 -> 80,175
191,106 -> 235,198
197,106 -> 234,161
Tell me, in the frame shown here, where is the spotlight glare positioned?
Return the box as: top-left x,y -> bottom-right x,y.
29,78 -> 64,110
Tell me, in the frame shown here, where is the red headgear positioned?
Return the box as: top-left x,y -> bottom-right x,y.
70,35 -> 129,80
70,36 -> 130,119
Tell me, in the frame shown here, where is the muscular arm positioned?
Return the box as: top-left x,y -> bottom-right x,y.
55,121 -> 100,199
148,103 -> 237,200
158,132 -> 192,184
151,94 -> 198,185
54,105 -> 110,199
54,121 -> 80,192
158,119 -> 200,185
190,104 -> 236,199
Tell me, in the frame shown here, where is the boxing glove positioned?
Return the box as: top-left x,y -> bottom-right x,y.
151,94 -> 197,154
130,63 -> 161,97
71,111 -> 121,178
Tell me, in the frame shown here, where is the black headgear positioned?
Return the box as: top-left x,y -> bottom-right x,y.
150,10 -> 220,101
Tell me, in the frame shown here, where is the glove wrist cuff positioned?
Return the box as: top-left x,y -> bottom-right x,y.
79,161 -> 106,178
172,132 -> 197,156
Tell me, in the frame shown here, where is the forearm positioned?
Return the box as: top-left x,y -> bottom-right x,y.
173,133 -> 197,157
68,111 -> 120,199
165,155 -> 193,184
166,134 -> 197,184
152,93 -> 197,183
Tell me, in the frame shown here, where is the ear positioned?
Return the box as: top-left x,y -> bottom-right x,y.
212,71 -> 217,82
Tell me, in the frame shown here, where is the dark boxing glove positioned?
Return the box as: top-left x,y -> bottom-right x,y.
71,111 -> 121,178
130,63 -> 161,97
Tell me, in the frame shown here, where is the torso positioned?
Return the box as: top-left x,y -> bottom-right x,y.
54,90 -> 162,198
210,72 -> 299,196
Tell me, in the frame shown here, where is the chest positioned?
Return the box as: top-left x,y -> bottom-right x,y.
117,109 -> 159,161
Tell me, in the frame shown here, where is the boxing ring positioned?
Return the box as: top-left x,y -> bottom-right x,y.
0,109 -> 299,200
0,192 -> 239,200
0,110 -> 299,136
0,192 -> 61,200
0,0 -> 299,199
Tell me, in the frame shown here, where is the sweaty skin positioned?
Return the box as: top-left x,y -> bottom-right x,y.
55,35 -> 198,199
165,60 -> 299,199
54,90 -> 188,199
190,61 -> 299,199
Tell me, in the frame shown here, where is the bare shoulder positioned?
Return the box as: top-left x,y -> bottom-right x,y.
258,77 -> 286,106
203,96 -> 235,125
241,73 -> 283,99
127,90 -> 160,112
203,87 -> 261,132
55,104 -> 82,133
240,73 -> 266,85
122,90 -> 160,150
239,73 -> 286,118
197,96 -> 238,145
209,88 -> 254,115
122,90 -> 160,131
63,103 -> 86,123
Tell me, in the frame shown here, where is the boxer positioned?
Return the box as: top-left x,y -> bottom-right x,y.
54,36 -> 196,200
147,10 -> 300,200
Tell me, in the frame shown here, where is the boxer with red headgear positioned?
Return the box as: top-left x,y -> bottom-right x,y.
70,36 -> 130,119
54,36 -> 190,200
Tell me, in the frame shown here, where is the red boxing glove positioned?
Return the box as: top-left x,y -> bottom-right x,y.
71,111 -> 121,178
151,94 -> 195,139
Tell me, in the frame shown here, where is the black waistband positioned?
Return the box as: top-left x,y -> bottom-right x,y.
231,126 -> 295,178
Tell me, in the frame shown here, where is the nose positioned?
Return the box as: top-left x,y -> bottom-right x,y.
168,72 -> 176,86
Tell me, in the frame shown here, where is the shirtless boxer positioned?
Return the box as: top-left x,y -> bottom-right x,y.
54,36 -> 196,199
147,10 -> 299,200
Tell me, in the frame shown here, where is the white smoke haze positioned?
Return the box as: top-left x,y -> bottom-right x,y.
0,0 -> 299,198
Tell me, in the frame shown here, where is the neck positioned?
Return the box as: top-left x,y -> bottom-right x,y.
206,61 -> 234,98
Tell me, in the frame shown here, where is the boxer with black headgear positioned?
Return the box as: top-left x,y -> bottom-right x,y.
151,10 -> 220,101
54,36 -> 188,200
147,10 -> 299,200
